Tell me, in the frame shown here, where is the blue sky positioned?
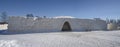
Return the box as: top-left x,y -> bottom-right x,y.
0,0 -> 120,19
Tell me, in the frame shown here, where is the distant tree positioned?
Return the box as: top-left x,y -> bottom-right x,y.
43,16 -> 46,18
0,12 -> 8,24
109,19 -> 116,23
35,16 -> 38,17
106,18 -> 110,24
117,19 -> 120,26
26,14 -> 34,17
113,20 -> 117,24
117,19 -> 120,23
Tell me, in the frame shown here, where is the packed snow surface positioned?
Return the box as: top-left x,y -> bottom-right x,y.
0,31 -> 120,47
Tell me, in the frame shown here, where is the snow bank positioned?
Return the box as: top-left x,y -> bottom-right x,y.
0,31 -> 120,47
0,24 -> 8,30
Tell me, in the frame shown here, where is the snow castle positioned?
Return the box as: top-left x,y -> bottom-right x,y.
8,16 -> 107,33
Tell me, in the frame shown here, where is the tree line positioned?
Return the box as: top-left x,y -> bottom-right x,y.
0,12 -> 8,24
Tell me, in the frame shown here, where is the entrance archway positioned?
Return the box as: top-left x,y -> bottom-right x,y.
61,22 -> 72,31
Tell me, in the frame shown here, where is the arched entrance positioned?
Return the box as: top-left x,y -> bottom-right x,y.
61,22 -> 72,31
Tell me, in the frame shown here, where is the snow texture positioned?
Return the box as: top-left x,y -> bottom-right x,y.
0,31 -> 120,47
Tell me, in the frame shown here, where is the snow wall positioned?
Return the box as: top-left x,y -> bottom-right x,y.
8,16 -> 107,33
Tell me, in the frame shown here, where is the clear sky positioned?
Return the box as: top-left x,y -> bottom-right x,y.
0,0 -> 120,19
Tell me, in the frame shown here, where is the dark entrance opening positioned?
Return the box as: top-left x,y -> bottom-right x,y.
61,22 -> 72,31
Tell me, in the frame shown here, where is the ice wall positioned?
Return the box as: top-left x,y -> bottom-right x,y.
8,16 -> 107,33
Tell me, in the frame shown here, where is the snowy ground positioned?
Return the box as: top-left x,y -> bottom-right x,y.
0,31 -> 120,47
